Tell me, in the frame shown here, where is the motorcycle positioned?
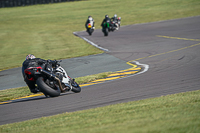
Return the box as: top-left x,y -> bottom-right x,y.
102,19 -> 111,36
24,60 -> 81,97
86,21 -> 94,36
117,17 -> 121,30
110,17 -> 121,31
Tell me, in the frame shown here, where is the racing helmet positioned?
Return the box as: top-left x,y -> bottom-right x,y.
105,15 -> 109,18
26,54 -> 36,60
89,17 -> 93,21
114,14 -> 117,18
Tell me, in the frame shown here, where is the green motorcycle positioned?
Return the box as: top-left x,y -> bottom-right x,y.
102,20 -> 110,36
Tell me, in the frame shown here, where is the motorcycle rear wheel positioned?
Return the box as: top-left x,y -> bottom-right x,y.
36,77 -> 61,97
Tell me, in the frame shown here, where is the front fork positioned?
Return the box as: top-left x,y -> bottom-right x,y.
56,66 -> 72,90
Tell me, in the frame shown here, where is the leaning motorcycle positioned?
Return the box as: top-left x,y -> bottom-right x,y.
86,21 -> 94,36
111,17 -> 121,31
24,60 -> 81,97
102,20 -> 110,36
117,17 -> 121,30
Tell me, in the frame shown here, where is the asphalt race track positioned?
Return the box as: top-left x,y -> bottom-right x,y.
0,16 -> 200,125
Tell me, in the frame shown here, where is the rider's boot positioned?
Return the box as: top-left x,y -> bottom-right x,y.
30,87 -> 40,93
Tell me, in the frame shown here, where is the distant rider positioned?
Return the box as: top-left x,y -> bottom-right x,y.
111,14 -> 118,22
85,16 -> 95,30
111,14 -> 119,30
101,15 -> 111,26
101,15 -> 111,27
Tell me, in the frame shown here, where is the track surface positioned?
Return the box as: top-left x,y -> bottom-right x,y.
0,16 -> 200,125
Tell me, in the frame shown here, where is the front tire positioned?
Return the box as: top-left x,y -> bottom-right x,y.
70,80 -> 81,93
88,28 -> 92,36
36,77 -> 60,97
104,28 -> 108,36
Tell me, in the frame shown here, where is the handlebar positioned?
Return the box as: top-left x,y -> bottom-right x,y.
46,59 -> 62,67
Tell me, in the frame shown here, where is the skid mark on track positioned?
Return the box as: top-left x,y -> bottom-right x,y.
129,35 -> 200,62
156,35 -> 200,41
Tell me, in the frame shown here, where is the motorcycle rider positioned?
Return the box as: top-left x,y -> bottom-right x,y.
85,16 -> 95,30
111,14 -> 119,30
101,15 -> 111,30
111,14 -> 118,22
22,54 -> 46,93
22,54 -> 72,93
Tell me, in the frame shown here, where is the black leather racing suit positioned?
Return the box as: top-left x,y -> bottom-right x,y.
85,18 -> 95,29
101,17 -> 111,27
111,17 -> 118,28
22,58 -> 47,93
111,17 -> 118,22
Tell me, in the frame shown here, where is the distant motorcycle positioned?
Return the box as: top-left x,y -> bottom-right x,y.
86,21 -> 95,36
24,60 -> 81,97
110,17 -> 121,31
102,19 -> 111,36
117,17 -> 121,29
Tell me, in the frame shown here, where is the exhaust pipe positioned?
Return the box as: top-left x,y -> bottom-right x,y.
40,69 -> 65,92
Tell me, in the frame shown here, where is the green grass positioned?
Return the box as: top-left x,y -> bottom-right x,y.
75,71 -> 112,84
0,0 -> 200,70
0,86 -> 32,102
0,90 -> 199,133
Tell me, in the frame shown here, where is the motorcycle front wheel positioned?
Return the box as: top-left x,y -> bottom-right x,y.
88,28 -> 93,36
70,80 -> 81,93
36,77 -> 61,97
104,28 -> 108,36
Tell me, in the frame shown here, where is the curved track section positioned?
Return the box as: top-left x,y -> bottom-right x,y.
0,16 -> 200,125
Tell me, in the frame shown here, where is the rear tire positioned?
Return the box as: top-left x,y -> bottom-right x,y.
36,77 -> 60,97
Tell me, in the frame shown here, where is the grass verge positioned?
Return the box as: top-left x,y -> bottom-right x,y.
0,90 -> 199,133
